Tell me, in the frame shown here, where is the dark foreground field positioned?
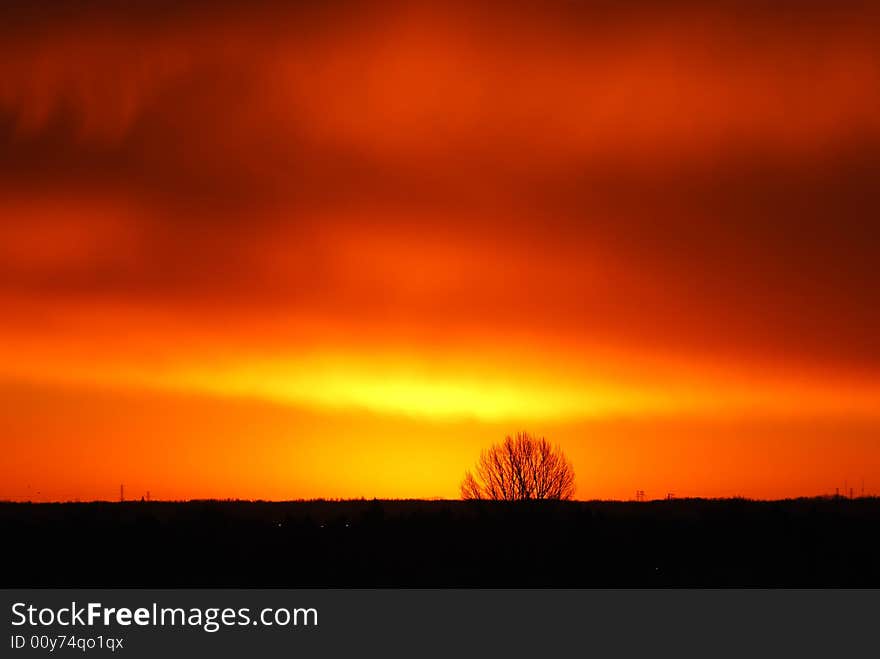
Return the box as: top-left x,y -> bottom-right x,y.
3,498 -> 880,587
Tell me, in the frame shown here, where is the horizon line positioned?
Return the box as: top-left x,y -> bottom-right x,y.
2,494 -> 876,505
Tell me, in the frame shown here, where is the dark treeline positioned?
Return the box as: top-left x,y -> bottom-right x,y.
3,498 -> 880,587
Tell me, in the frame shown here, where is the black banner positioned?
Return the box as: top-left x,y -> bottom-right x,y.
3,590 -> 876,658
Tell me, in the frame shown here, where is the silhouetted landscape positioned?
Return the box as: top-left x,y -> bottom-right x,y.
4,497 -> 880,587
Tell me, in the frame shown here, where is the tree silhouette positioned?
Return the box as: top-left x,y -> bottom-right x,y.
461,432 -> 576,501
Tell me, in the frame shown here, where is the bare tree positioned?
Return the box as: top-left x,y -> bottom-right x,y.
460,432 -> 576,501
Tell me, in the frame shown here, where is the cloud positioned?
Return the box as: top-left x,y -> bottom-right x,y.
0,0 -> 878,395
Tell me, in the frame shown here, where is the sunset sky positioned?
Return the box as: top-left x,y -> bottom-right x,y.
2,1 -> 879,501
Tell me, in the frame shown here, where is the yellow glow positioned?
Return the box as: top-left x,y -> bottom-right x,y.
162,357 -> 656,420
146,354 -> 880,422
2,329 -> 879,422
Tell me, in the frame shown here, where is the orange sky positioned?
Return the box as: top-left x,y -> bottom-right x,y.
1,1 -> 879,501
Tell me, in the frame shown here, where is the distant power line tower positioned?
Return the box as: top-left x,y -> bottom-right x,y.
120,484 -> 124,502
635,490 -> 645,502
